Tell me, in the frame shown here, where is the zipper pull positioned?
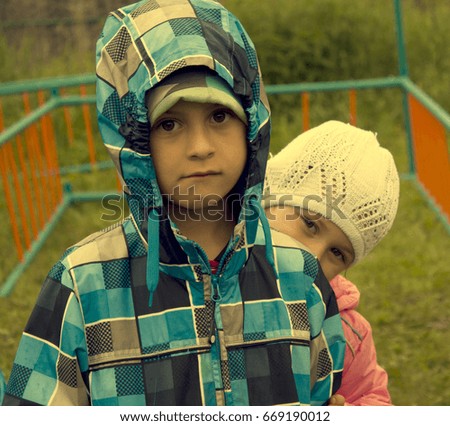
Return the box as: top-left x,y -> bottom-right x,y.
209,275 -> 221,344
209,297 -> 217,345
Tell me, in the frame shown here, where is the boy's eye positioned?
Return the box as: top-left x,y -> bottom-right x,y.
158,119 -> 177,132
212,109 -> 232,123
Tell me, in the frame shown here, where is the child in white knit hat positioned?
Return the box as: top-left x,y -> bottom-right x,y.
263,120 -> 400,405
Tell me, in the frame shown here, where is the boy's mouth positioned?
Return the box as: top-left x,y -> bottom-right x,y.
183,171 -> 220,178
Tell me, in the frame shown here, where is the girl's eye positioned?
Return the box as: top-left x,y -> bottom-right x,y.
301,215 -> 316,230
304,218 -> 314,228
331,247 -> 345,263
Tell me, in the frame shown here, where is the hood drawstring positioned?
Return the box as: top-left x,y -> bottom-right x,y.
248,196 -> 278,280
145,198 -> 277,305
146,208 -> 160,306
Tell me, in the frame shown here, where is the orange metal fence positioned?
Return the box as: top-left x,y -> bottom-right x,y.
0,85 -> 120,276
299,89 -> 357,132
409,94 -> 450,222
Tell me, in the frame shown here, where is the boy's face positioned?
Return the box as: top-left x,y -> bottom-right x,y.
150,100 -> 247,213
265,205 -> 355,280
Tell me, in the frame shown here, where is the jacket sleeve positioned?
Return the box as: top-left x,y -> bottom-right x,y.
308,264 -> 346,406
0,368 -> 5,404
337,309 -> 392,405
2,260 -> 90,406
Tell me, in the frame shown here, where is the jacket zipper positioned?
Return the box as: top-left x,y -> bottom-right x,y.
209,274 -> 221,344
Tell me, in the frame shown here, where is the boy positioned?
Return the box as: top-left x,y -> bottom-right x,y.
263,120 -> 400,405
3,0 -> 344,406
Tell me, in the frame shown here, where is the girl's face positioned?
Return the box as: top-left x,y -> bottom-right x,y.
150,100 -> 247,214
265,205 -> 355,280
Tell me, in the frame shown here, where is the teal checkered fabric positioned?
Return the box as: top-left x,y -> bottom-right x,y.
0,368 -> 5,404
4,220 -> 344,406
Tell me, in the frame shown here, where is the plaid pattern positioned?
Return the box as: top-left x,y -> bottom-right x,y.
3,0 -> 345,406
0,368 -> 5,404
4,220 -> 345,406
5,219 -> 345,405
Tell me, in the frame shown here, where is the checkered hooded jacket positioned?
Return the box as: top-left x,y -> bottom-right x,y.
4,0 -> 345,406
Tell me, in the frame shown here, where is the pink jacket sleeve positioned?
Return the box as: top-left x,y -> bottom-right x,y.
337,309 -> 392,405
329,274 -> 392,405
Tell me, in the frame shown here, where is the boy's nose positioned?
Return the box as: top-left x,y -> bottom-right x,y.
187,126 -> 215,159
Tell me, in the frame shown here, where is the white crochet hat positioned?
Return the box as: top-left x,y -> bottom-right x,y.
263,120 -> 400,265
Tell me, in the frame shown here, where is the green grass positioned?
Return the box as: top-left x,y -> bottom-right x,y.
347,178 -> 450,406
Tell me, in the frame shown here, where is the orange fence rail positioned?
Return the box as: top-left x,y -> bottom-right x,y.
409,94 -> 450,222
0,81 -> 121,295
0,106 -> 65,264
299,89 -> 357,132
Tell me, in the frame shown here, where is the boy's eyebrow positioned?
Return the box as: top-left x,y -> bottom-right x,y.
159,102 -> 232,116
153,105 -> 184,119
159,106 -> 178,115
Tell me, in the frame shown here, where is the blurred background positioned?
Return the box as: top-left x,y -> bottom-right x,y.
0,0 -> 449,406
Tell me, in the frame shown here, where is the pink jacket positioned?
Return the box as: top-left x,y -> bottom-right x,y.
330,275 -> 392,405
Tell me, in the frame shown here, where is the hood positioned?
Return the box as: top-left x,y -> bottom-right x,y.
330,274 -> 360,312
95,0 -> 272,302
